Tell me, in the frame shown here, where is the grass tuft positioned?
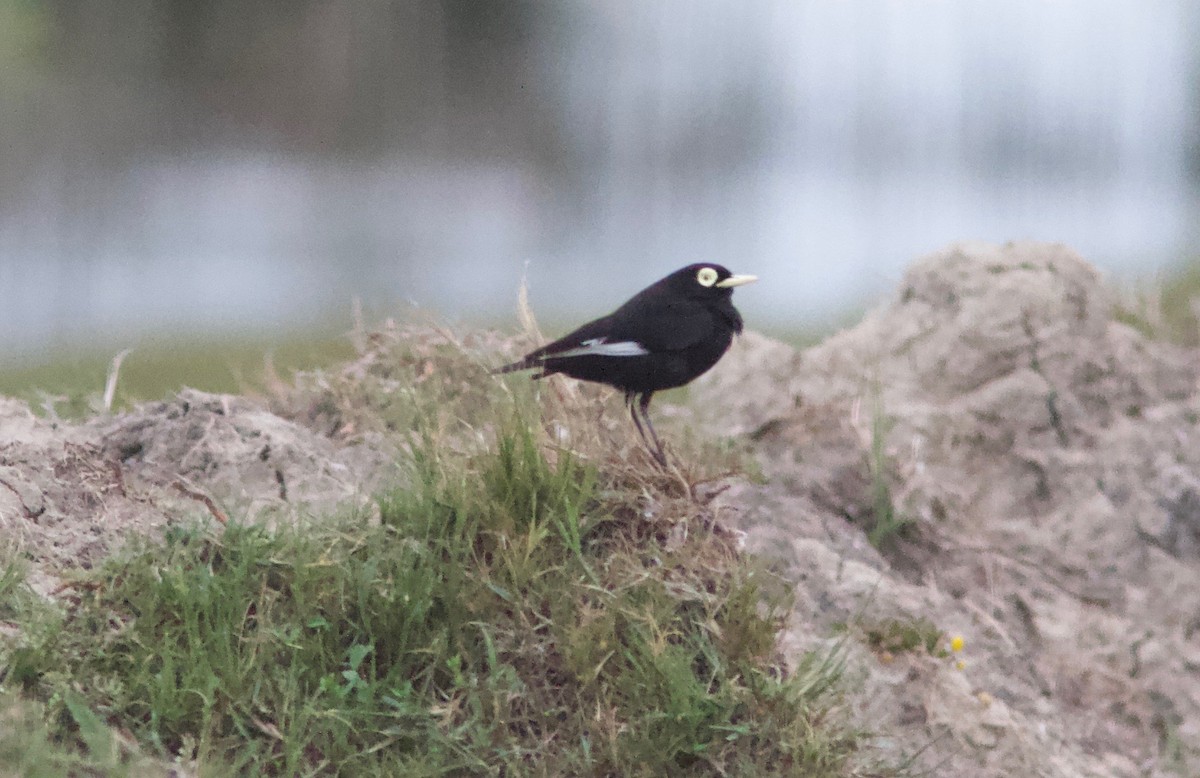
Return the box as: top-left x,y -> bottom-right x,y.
1,323 -> 871,775
857,390 -> 915,554
2,420 -> 860,776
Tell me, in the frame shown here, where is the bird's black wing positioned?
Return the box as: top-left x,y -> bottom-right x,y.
604,300 -> 717,352
492,315 -> 624,373
495,295 -> 730,373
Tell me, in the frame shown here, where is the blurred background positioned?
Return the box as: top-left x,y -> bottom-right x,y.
2,1 -> 1199,389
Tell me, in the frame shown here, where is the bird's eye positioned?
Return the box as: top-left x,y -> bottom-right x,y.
696,267 -> 719,287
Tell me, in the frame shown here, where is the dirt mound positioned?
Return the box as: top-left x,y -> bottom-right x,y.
695,241 -> 1200,776
0,389 -> 393,595
6,243 -> 1200,774
0,398 -> 149,596
99,388 -> 391,521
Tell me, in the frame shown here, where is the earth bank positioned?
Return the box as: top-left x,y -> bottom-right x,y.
2,241 -> 1197,776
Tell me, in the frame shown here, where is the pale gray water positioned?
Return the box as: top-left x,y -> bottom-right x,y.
1,1 -> 1197,361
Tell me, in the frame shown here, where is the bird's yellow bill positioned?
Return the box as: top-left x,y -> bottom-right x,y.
716,274 -> 758,288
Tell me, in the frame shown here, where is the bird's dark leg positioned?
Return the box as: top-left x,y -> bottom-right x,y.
626,391 -> 647,444
636,392 -> 668,467
625,391 -> 665,467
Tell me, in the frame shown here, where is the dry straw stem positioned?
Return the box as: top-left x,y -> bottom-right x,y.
102,348 -> 133,413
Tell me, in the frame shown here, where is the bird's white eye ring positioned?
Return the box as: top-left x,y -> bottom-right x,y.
696,267 -> 719,287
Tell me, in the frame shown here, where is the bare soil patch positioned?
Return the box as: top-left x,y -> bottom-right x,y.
1,388 -> 392,596
694,241 -> 1200,776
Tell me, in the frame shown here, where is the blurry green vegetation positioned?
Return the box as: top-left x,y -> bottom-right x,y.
862,393 -> 914,554
1115,260 -> 1200,346
0,333 -> 355,415
0,1 -> 49,71
859,619 -> 947,659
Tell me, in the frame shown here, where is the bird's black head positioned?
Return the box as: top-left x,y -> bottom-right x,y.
665,263 -> 758,298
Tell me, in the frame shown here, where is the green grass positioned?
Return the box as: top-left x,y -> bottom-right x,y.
857,389 -> 914,555
1114,258 -> 1200,346
0,332 -> 355,416
0,412 -> 863,776
0,318 -> 879,774
858,619 -> 946,659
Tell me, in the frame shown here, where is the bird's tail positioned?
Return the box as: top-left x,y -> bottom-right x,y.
491,357 -> 539,376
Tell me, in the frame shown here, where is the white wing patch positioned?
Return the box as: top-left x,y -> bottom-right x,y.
553,337 -> 649,358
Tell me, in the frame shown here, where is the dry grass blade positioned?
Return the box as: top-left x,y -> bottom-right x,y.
516,271 -> 542,344
171,478 -> 229,524
102,348 -> 134,413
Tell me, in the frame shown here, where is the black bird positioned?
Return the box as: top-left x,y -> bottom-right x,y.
495,263 -> 757,465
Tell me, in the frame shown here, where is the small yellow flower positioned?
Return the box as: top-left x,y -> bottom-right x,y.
955,659 -> 967,671
949,635 -> 965,653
